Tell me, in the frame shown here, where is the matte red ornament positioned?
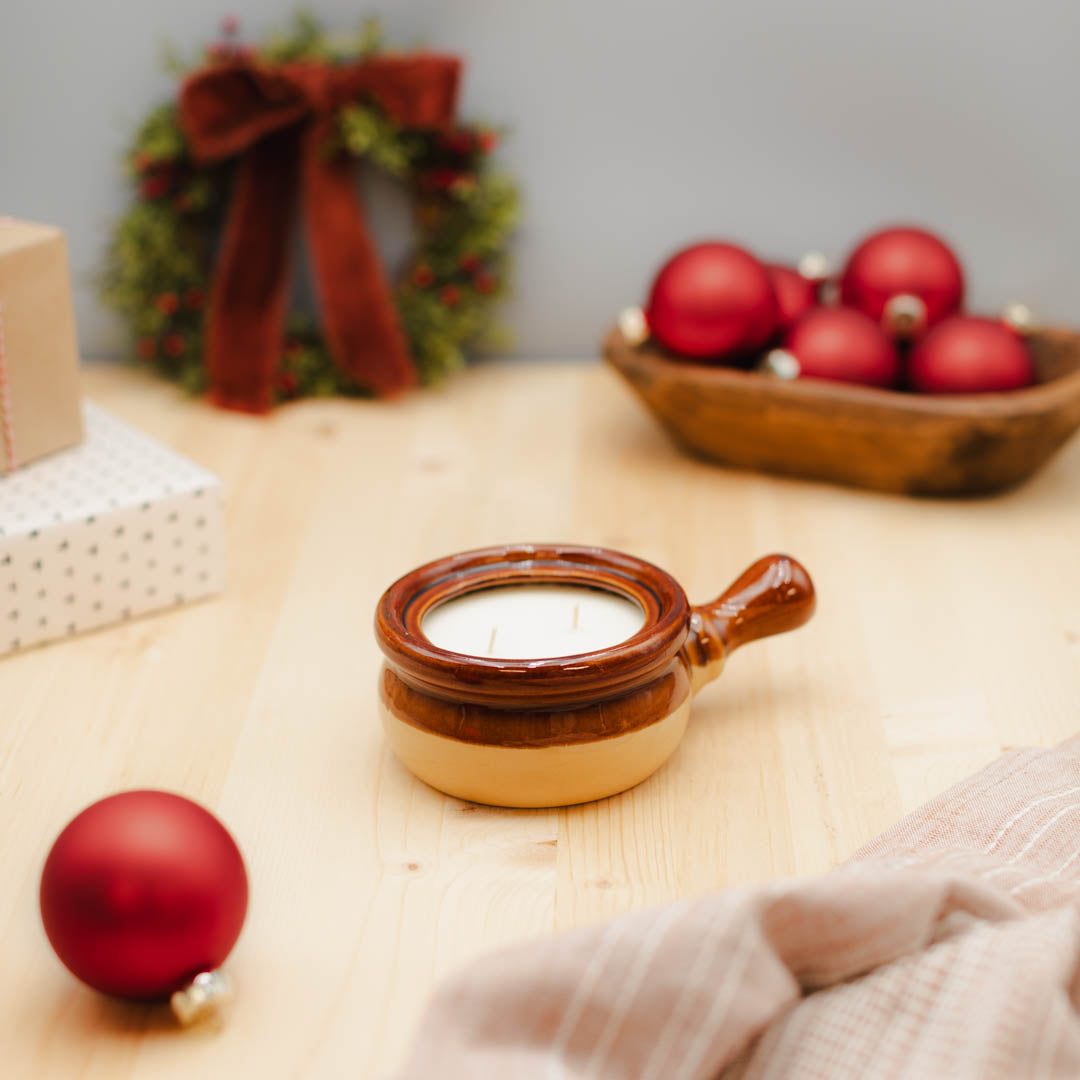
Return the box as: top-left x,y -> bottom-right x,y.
840,226 -> 964,335
767,264 -> 819,336
40,791 -> 248,1001
782,307 -> 901,387
908,316 -> 1035,394
646,242 -> 777,360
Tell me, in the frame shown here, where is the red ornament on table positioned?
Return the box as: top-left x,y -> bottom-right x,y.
766,307 -> 901,388
908,315 -> 1035,394
840,226 -> 965,338
646,242 -> 777,360
40,790 -> 248,1023
767,264 -> 820,336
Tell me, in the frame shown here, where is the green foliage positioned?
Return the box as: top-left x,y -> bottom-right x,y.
101,13 -> 518,404
262,13 -> 384,64
128,105 -> 187,168
337,105 -> 425,176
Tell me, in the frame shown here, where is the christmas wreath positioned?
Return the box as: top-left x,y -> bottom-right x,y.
102,15 -> 518,412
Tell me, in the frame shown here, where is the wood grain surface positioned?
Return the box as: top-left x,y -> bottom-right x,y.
4,359 -> 1080,1077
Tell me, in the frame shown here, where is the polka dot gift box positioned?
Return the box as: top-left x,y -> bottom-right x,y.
0,403 -> 225,655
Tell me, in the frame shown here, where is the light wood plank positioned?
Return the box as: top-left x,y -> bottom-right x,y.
3,359 -> 1080,1076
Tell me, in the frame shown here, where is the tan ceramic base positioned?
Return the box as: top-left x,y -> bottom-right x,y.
381,699 -> 692,808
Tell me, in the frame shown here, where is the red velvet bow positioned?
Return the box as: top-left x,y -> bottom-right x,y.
179,55 -> 461,412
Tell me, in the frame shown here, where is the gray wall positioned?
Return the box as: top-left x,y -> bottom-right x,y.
2,0 -> 1078,359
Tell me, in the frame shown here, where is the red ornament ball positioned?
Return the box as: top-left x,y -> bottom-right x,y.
40,790 -> 248,1000
783,307 -> 901,387
840,226 -> 964,334
908,316 -> 1034,394
646,242 -> 777,360
767,264 -> 819,335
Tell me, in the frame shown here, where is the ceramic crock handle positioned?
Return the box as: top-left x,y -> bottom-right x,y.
684,554 -> 815,693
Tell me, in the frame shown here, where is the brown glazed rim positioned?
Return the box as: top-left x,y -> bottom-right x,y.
375,544 -> 691,708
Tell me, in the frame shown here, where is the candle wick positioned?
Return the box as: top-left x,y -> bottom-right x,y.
487,626 -> 498,655
571,602 -> 580,631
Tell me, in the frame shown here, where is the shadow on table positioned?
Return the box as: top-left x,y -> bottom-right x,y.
40,985 -> 227,1043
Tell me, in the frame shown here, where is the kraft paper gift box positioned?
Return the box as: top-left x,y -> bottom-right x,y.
0,403 -> 225,656
0,218 -> 83,472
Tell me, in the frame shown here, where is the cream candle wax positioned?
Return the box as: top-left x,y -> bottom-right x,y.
421,585 -> 645,659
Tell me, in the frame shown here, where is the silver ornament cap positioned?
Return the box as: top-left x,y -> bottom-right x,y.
617,306 -> 649,347
1002,302 -> 1036,336
171,969 -> 234,1026
760,349 -> 801,380
797,251 -> 831,283
882,293 -> 927,338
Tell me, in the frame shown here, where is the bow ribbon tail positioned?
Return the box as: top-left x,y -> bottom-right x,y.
301,118 -> 417,396
204,129 -> 301,413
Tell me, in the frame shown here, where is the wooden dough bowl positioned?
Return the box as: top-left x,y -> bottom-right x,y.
375,545 -> 814,808
603,325 -> 1080,496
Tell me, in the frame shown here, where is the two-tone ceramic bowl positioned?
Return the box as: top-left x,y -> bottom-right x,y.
375,544 -> 814,808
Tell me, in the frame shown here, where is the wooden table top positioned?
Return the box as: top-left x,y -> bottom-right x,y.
5,360 -> 1080,1077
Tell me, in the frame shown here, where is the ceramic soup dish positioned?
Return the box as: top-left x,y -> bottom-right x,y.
375,544 -> 815,808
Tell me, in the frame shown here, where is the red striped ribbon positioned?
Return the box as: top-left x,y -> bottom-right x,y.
0,302 -> 14,472
0,219 -> 15,472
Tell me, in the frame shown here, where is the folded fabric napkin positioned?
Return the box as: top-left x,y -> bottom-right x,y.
398,737 -> 1080,1079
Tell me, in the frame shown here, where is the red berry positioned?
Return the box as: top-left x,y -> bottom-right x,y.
477,130 -> 499,154
440,285 -> 462,306
441,131 -> 474,155
275,371 -> 298,396
474,270 -> 496,295
184,288 -> 204,310
449,174 -> 477,197
163,333 -> 185,358
155,292 -> 179,315
221,14 -> 239,35
137,338 -> 157,360
139,174 -> 170,199
412,265 -> 435,288
425,169 -> 458,191
458,252 -> 481,273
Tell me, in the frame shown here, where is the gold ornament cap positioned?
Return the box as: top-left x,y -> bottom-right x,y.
618,306 -> 649,346
882,293 -> 927,338
171,969 -> 234,1026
